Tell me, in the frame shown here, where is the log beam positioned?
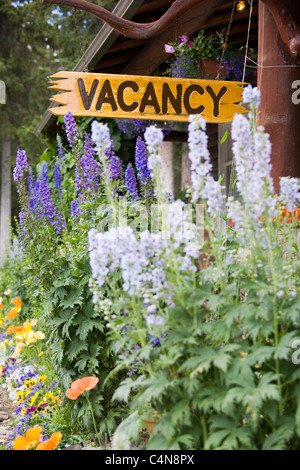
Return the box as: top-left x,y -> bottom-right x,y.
43,0 -> 203,39
258,0 -> 300,193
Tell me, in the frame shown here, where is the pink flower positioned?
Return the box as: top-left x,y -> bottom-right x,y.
188,42 -> 193,49
164,44 -> 175,54
181,35 -> 188,43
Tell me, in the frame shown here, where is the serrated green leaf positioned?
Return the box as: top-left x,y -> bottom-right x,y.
65,339 -> 89,361
76,318 -> 104,340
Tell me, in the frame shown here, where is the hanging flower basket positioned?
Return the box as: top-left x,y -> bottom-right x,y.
199,58 -> 227,80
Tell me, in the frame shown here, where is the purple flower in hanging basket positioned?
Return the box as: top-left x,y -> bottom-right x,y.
164,44 -> 175,54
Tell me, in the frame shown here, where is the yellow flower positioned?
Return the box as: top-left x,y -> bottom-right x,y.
30,319 -> 38,326
29,393 -> 39,406
25,330 -> 36,345
35,331 -> 45,340
24,323 -> 32,334
16,391 -> 24,402
38,351 -> 44,357
15,332 -> 25,342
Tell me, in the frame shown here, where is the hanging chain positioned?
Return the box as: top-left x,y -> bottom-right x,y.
242,0 -> 253,82
216,0 -> 237,80
73,8 -> 89,73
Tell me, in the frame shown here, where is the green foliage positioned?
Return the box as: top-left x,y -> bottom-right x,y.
87,105 -> 300,450
8,82 -> 300,451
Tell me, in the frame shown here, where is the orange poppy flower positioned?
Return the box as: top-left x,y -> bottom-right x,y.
36,432 -> 63,450
15,326 -> 24,332
278,207 -> 300,224
0,303 -> 3,310
12,297 -> 22,308
5,325 -> 16,335
7,307 -> 20,320
13,426 -> 43,450
5,325 -> 24,335
66,376 -> 99,400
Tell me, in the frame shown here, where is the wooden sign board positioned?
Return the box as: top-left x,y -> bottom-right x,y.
49,71 -> 248,123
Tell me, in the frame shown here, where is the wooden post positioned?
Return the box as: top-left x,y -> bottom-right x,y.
181,143 -> 191,191
161,141 -> 174,198
0,135 -> 11,267
257,0 -> 300,193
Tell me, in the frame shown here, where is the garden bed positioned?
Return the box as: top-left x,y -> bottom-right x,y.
1,85 -> 300,450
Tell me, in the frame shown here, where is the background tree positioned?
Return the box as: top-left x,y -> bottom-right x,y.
0,0 -> 116,263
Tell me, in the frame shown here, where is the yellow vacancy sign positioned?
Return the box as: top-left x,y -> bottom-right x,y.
49,71 -> 247,123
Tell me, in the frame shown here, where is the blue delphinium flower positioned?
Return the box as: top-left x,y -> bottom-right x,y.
125,163 -> 138,200
110,153 -> 121,180
188,114 -> 224,215
64,112 -> 79,148
33,165 -> 66,233
279,177 -> 300,212
13,150 -> 29,183
57,136 -> 66,165
54,163 -> 63,200
71,199 -> 83,218
105,142 -> 121,181
91,120 -> 111,154
82,131 -> 99,192
135,136 -> 151,186
116,119 -> 155,139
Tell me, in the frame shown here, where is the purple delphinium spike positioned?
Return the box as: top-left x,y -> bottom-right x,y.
125,163 -> 138,200
39,178 -> 56,222
38,175 -> 65,233
82,131 -> 99,192
18,211 -> 28,239
135,136 -> 151,185
41,162 -> 49,183
64,112 -> 79,148
71,199 -> 84,218
110,153 -> 121,180
105,141 -> 121,180
13,150 -> 29,183
57,137 -> 66,166
54,163 -> 63,199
